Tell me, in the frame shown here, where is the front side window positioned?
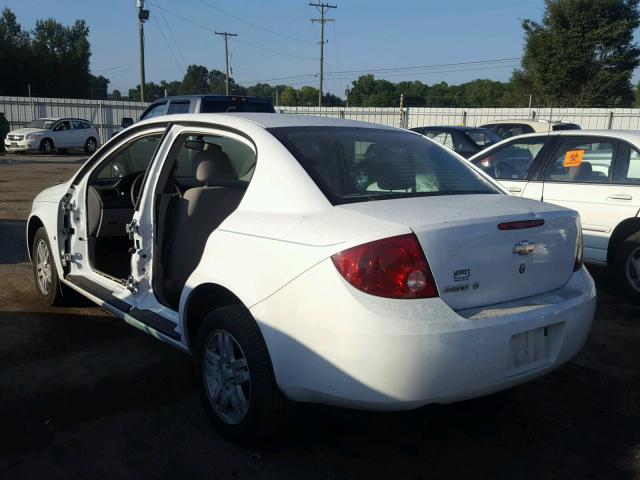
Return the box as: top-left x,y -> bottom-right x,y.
613,144 -> 640,184
270,127 -> 499,204
544,138 -> 614,183
54,120 -> 71,131
94,134 -> 163,180
472,138 -> 546,180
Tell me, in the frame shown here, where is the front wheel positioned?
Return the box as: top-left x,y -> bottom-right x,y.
84,137 -> 97,154
32,227 -> 66,306
38,138 -> 53,154
614,232 -> 640,304
195,305 -> 292,443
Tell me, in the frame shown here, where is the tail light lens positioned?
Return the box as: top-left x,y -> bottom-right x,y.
574,228 -> 584,271
331,234 -> 438,299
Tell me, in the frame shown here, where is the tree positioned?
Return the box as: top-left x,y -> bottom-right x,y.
279,86 -> 298,105
0,8 -> 31,96
516,0 -> 640,107
109,89 -> 122,100
179,65 -> 210,94
89,74 -> 109,99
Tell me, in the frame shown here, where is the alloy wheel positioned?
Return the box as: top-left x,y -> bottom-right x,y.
35,239 -> 52,295
626,245 -> 640,293
202,330 -> 251,425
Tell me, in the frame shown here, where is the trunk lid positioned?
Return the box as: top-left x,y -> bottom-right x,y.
338,194 -> 580,310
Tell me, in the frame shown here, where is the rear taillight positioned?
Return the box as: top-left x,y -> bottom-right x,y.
574,228 -> 584,271
331,234 -> 438,299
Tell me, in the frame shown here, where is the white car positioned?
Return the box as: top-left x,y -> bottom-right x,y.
5,117 -> 99,154
27,113 -> 595,441
469,130 -> 640,303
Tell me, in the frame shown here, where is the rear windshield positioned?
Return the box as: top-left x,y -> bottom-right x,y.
202,98 -> 275,113
465,128 -> 503,147
269,127 -> 500,204
552,123 -> 581,131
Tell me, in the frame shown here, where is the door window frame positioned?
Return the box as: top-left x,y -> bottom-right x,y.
539,135 -> 621,185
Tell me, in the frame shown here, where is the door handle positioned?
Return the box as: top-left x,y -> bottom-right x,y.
607,194 -> 632,201
508,186 -> 522,193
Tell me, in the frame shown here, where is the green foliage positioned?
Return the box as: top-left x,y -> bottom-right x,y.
517,0 -> 640,107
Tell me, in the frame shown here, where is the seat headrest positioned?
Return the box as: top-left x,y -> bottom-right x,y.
192,149 -> 235,185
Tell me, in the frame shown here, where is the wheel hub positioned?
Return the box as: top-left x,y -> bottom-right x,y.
203,330 -> 251,425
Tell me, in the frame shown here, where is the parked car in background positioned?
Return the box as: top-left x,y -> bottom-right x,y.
480,119 -> 581,139
411,126 -> 502,158
28,113 -> 595,442
469,130 -> 640,302
4,117 -> 99,154
112,95 -> 276,137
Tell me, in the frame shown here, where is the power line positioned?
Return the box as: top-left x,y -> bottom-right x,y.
151,17 -> 185,75
198,0 -> 315,44
239,57 -> 521,85
158,0 -> 187,69
146,1 -> 317,62
310,2 -> 336,106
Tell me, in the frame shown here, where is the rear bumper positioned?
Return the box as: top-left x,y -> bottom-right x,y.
251,261 -> 596,410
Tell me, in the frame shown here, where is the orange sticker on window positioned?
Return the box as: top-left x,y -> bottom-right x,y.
563,149 -> 584,167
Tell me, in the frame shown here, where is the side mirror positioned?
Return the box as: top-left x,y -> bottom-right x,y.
121,117 -> 134,128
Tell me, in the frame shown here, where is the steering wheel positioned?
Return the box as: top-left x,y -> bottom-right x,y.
130,172 -> 145,207
130,172 -> 182,207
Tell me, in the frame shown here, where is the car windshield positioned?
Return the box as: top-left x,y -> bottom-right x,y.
26,119 -> 54,129
269,126 -> 500,204
465,128 -> 503,147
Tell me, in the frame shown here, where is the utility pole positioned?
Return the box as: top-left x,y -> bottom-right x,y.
310,2 -> 336,107
137,0 -> 150,102
215,31 -> 238,95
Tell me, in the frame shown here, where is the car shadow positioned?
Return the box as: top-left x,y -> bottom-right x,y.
0,219 -> 28,264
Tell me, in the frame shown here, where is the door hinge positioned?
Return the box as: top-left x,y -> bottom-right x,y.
125,219 -> 139,240
60,252 -> 72,266
125,275 -> 139,295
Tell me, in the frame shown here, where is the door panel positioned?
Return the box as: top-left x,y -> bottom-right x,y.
52,120 -> 72,147
540,136 -> 639,261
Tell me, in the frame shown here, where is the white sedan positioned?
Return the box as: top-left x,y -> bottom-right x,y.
27,113 -> 596,442
5,117 -> 99,154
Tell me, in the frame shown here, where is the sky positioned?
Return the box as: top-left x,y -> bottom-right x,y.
3,0 -> 549,97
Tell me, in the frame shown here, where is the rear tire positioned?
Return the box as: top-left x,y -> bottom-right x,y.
84,137 -> 97,154
613,232 -> 640,304
32,227 -> 66,306
195,305 -> 292,443
38,138 -> 53,154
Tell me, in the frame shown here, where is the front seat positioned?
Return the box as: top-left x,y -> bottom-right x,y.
163,149 -> 246,305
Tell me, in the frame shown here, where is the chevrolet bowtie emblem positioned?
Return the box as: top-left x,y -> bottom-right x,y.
513,240 -> 535,255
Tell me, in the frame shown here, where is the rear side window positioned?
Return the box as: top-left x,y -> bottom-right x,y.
270,126 -> 499,204
167,101 -> 191,115
72,120 -> 84,129
613,144 -> 640,184
544,138 -> 614,183
202,99 -> 274,113
465,129 -> 502,147
83,122 -> 91,129
141,102 -> 167,120
423,131 -> 454,150
472,139 -> 546,180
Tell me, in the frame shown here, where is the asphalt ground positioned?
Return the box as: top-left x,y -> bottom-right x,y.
0,151 -> 639,479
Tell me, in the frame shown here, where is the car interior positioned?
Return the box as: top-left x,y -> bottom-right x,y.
153,134 -> 256,309
85,134 -> 163,280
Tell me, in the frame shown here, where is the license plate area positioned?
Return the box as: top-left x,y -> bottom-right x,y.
10,142 -> 17,148
508,323 -> 563,374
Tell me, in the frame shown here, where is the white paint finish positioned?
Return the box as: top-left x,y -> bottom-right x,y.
251,259 -> 595,410
29,113 -> 597,411
469,130 -> 640,266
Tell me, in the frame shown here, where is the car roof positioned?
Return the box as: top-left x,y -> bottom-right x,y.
412,125 -> 493,132
480,119 -> 576,126
498,129 -> 640,143
136,112 -> 399,130
34,117 -> 91,122
148,94 -> 272,103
